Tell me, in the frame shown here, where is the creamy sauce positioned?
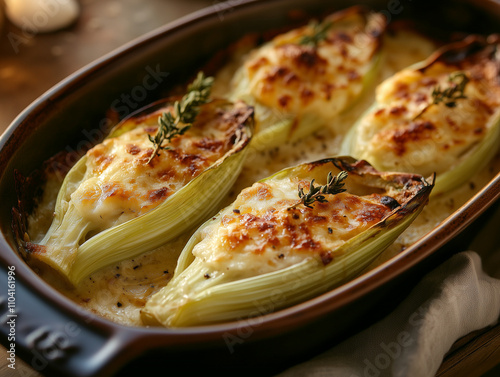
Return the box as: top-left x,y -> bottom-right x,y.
27,29 -> 500,326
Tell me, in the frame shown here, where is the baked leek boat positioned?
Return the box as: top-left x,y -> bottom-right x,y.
24,74 -> 254,285
142,157 -> 434,327
226,6 -> 386,150
341,35 -> 500,196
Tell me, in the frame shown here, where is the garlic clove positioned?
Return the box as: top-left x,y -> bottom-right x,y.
4,0 -> 80,33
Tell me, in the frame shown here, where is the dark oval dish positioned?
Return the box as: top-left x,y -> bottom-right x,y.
0,0 -> 499,376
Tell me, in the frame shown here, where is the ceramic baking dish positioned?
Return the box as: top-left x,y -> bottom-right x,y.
0,0 -> 499,376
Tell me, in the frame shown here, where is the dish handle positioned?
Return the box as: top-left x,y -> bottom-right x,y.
0,264 -> 132,377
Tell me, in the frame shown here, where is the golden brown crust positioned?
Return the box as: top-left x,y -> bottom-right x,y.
351,36 -> 500,177
72,100 -> 253,228
219,182 -> 392,262
235,7 -> 386,122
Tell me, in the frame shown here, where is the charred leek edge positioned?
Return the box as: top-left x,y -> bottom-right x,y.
142,159 -> 433,327
341,99 -> 500,197
34,108 -> 253,286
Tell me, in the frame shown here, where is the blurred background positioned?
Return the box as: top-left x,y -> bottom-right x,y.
0,0 -> 213,133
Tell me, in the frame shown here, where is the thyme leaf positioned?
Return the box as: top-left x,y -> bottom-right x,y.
147,72 -> 214,163
299,20 -> 333,48
289,171 -> 348,210
413,72 -> 469,120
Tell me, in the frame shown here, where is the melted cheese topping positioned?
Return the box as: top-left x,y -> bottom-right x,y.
193,178 -> 394,278
351,54 -> 500,176
29,29 -> 497,328
230,8 -> 385,123
71,101 -> 250,232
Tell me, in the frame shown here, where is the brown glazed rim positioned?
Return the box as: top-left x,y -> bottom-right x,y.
0,0 -> 499,375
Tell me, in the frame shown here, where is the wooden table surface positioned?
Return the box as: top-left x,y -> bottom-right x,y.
0,1 -> 499,376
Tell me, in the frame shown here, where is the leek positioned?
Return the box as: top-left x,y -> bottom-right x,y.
27,93 -> 254,285
341,36 -> 500,196
225,6 -> 387,150
142,157 -> 433,327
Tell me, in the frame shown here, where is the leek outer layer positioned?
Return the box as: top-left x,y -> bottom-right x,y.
142,157 -> 434,327
26,99 -> 254,285
227,6 -> 386,151
341,35 -> 500,196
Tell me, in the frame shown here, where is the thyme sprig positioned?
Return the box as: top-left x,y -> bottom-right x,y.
414,72 -> 469,120
299,20 -> 333,48
289,171 -> 348,210
147,72 -> 214,163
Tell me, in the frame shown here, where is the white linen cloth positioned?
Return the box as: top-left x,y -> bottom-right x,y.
278,208 -> 500,377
